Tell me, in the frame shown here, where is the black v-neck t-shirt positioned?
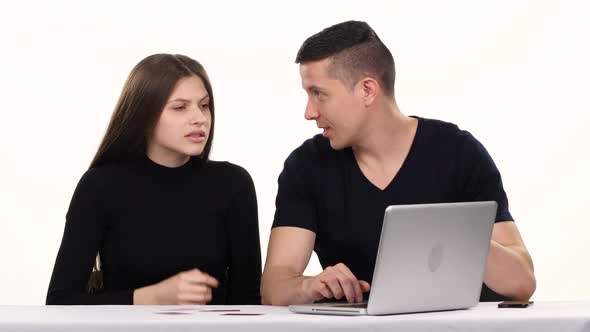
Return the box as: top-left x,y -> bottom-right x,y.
47,156 -> 261,305
272,117 -> 513,301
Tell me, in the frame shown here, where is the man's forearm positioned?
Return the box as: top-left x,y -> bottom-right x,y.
484,240 -> 536,300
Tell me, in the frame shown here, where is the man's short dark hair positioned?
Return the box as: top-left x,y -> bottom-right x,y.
295,20 -> 396,97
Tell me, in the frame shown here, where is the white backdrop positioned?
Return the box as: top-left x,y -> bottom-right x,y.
0,0 -> 588,304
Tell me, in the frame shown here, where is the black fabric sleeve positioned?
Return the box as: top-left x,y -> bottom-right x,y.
457,131 -> 514,223
225,167 -> 262,305
46,169 -> 133,305
272,148 -> 319,232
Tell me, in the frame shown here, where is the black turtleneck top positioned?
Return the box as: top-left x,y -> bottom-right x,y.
46,156 -> 261,305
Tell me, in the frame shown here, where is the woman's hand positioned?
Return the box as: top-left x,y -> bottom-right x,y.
134,268 -> 219,305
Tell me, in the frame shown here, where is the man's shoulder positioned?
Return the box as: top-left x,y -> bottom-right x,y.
415,116 -> 481,153
287,134 -> 341,164
417,116 -> 490,164
417,116 -> 469,140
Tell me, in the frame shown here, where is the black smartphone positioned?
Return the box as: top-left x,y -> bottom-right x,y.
498,300 -> 534,308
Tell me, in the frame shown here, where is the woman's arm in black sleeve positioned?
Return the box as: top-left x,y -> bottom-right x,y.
225,167 -> 262,305
46,169 -> 133,305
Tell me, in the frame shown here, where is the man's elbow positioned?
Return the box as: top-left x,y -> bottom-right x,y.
512,271 -> 537,300
261,276 -> 297,306
260,282 -> 272,305
261,281 -> 281,306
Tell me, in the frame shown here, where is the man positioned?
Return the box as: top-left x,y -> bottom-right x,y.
262,21 -> 535,305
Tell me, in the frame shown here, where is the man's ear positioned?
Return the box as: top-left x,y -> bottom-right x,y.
361,78 -> 379,107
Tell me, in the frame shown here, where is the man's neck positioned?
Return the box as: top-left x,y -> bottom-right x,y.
351,103 -> 418,168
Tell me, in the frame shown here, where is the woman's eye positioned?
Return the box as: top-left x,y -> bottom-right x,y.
173,105 -> 186,111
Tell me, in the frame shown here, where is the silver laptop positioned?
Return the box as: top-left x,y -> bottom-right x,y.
289,201 -> 497,315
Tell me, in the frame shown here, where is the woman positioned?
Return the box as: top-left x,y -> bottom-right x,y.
46,54 -> 261,305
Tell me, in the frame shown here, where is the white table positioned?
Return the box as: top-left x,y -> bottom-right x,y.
1,302 -> 589,332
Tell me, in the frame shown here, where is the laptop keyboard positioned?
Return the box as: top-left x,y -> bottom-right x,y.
332,302 -> 368,308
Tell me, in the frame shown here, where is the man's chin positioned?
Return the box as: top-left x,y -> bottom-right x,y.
328,139 -> 347,151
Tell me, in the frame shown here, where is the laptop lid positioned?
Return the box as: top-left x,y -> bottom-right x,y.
289,201 -> 497,316
367,201 -> 497,315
